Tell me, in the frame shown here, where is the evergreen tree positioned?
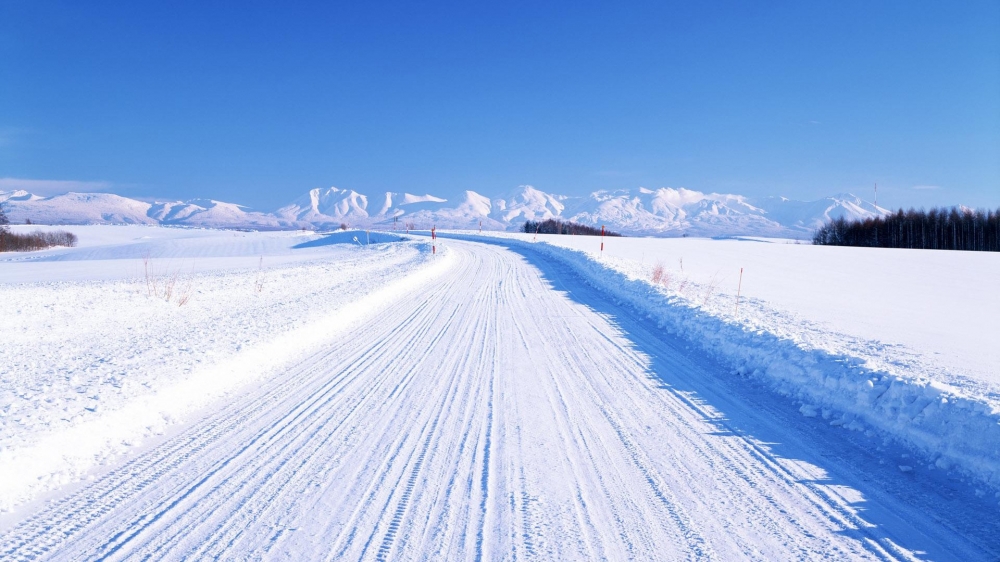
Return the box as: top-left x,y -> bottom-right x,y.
523,219 -> 621,237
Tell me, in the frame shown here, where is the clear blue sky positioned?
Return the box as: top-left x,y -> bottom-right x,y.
1,1 -> 998,211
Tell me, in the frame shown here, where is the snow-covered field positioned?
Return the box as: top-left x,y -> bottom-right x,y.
1,225 -> 998,560
0,226 -> 447,512
447,231 -> 1000,488
507,232 -> 1000,389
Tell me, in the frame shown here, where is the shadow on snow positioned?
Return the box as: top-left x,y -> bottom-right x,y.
475,235 -> 1000,561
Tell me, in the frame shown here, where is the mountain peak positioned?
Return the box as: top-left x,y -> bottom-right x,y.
3,184 -> 897,236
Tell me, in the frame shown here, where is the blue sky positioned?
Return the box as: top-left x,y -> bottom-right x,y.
1,1 -> 998,211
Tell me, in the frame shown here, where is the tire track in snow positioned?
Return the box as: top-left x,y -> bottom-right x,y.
2,240 -> 996,560
0,249 -> 457,560
0,344 -> 347,560
531,247 -> 906,560
183,268 -> 470,560
332,271 -> 483,560
114,298 -> 444,559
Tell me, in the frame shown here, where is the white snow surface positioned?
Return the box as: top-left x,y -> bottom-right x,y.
447,231 -> 1000,489
0,226 -> 443,512
1,227 -> 998,560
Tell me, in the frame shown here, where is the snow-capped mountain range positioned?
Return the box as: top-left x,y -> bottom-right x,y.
0,185 -> 889,237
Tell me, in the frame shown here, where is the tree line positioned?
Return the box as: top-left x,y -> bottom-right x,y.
523,219 -> 622,237
0,203 -> 78,252
813,207 -> 1000,252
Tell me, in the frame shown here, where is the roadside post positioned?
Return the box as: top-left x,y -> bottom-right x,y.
735,267 -> 744,317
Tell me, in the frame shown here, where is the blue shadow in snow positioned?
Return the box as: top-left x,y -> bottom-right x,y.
445,233 -> 1000,561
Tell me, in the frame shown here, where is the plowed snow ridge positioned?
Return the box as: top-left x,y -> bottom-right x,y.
448,233 -> 1000,491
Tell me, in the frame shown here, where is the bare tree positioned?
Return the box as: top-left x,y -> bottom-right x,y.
813,206 -> 1000,252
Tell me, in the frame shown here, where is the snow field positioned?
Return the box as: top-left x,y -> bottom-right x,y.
447,232 -> 1000,493
0,225 -> 402,283
0,227 -> 451,512
6,240 -> 981,560
1,233 -> 996,559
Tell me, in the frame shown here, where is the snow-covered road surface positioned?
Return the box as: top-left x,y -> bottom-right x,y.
3,240 -> 997,560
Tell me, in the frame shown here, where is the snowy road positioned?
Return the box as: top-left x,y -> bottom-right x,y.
3,239 -> 998,560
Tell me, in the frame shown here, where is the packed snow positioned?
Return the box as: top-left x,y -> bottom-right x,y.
1,226 -> 997,560
447,231 -> 1000,489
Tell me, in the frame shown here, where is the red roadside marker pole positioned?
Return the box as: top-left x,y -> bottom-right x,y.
601,225 -> 605,254
432,225 -> 436,254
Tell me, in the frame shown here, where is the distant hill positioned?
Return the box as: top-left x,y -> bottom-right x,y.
0,185 -> 890,237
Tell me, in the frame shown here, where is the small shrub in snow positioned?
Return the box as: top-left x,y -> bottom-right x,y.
650,262 -> 672,290
702,274 -> 721,304
651,264 -> 664,285
142,254 -> 195,306
254,257 -> 265,293
677,278 -> 689,296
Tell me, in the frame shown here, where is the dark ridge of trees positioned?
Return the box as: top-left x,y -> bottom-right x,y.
0,229 -> 79,252
0,203 -> 78,251
813,207 -> 1000,252
523,219 -> 622,237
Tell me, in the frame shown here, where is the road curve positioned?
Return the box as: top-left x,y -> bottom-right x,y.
2,239 -> 997,560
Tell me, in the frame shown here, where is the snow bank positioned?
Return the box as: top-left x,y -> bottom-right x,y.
448,233 -> 1000,490
0,231 -> 453,511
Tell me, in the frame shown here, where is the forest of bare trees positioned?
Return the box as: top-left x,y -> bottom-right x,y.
813,207 -> 1000,252
0,203 -> 79,252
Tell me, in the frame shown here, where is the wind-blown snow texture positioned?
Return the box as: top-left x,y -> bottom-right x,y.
1,185 -> 889,237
